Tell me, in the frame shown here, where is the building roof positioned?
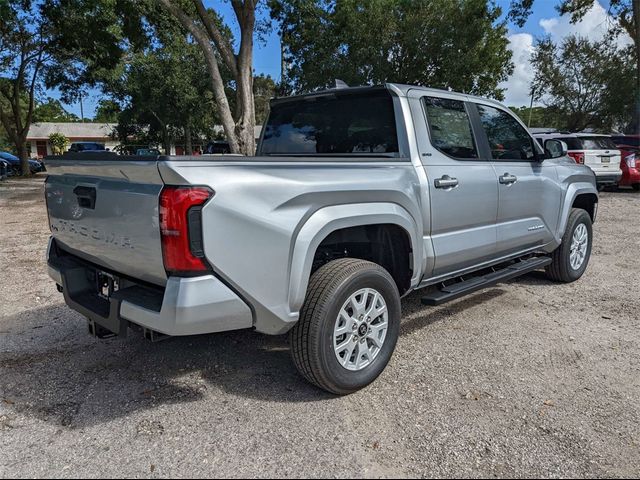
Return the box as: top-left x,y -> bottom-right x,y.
27,122 -> 117,140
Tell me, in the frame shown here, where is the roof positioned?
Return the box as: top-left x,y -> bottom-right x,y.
533,132 -> 610,138
270,83 -> 509,110
26,122 -> 117,140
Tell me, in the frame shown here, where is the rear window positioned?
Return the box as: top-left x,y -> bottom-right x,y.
260,91 -> 399,156
611,136 -> 640,148
559,136 -> 617,150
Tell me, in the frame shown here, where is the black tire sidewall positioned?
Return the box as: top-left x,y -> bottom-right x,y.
317,267 -> 400,393
562,210 -> 593,281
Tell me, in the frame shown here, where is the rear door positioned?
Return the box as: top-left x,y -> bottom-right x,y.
473,103 -> 561,255
45,158 -> 167,286
410,92 -> 499,277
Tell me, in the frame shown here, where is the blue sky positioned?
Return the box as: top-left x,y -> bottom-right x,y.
51,0 -> 617,117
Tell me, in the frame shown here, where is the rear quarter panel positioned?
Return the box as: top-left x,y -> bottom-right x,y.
158,160 -> 423,334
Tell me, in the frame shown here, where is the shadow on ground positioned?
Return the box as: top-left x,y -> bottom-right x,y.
0,285 -> 508,429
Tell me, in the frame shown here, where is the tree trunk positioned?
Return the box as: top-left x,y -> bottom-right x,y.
185,123 -> 192,154
633,51 -> 640,133
158,0 -> 257,156
163,129 -> 171,155
16,140 -> 30,176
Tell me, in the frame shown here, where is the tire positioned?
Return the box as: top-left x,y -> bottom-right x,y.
290,258 -> 401,395
545,208 -> 593,283
632,184 -> 640,191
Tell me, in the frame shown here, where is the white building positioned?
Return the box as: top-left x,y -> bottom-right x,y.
26,122 -> 264,158
26,122 -> 119,158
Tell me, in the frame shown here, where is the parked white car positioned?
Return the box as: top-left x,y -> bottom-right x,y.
534,133 -> 622,188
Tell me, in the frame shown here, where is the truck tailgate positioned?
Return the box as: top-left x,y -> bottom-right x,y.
45,159 -> 167,286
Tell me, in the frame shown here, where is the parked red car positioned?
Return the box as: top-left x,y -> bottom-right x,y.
611,134 -> 640,190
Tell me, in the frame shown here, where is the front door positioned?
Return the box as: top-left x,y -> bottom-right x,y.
473,103 -> 561,256
410,92 -> 499,277
36,141 -> 47,158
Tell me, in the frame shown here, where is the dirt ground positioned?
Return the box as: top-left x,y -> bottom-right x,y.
1,176 -> 639,479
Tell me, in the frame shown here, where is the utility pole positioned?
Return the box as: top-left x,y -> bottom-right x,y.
527,87 -> 535,128
79,94 -> 84,123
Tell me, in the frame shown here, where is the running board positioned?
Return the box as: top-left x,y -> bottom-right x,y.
421,256 -> 552,306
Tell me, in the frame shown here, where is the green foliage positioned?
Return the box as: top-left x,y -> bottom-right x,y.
41,0 -> 150,103
530,35 -> 635,132
509,105 -> 566,130
33,98 -> 79,122
254,74 -> 276,125
508,0 -> 639,132
270,0 -> 513,99
48,132 -> 69,154
93,99 -> 121,123
106,30 -> 216,153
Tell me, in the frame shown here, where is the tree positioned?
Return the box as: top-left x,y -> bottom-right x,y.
270,0 -> 513,99
48,132 -> 69,154
509,105 -> 566,129
254,74 -> 276,125
33,97 -> 79,122
509,0 -> 639,132
158,0 -> 259,155
106,29 -> 217,155
93,99 -> 121,123
0,0 -> 51,174
530,35 -> 633,132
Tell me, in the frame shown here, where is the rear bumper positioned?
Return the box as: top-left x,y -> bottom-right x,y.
594,171 -> 622,185
47,237 -> 253,336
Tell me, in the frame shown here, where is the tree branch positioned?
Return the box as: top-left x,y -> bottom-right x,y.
192,0 -> 238,78
158,0 -> 240,153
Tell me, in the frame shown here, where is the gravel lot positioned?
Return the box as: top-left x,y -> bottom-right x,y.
1,176 -> 639,478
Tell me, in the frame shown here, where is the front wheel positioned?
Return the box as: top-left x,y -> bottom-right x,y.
545,208 -> 593,283
290,258 -> 401,395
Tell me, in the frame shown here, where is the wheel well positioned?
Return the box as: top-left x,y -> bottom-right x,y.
572,193 -> 598,220
311,224 -> 412,295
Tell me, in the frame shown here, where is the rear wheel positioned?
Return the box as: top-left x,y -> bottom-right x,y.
545,208 -> 593,283
290,258 -> 401,395
632,184 -> 640,191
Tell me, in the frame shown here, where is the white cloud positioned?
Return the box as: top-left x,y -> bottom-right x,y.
499,1 -> 632,107
501,33 -> 536,107
539,1 -> 631,48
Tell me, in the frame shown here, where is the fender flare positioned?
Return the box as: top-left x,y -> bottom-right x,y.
557,182 -> 598,242
288,202 -> 422,314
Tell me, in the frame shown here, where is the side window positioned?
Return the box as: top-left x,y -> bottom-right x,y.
423,97 -> 478,159
477,104 -> 538,161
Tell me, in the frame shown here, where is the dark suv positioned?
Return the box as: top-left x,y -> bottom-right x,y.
68,142 -> 107,152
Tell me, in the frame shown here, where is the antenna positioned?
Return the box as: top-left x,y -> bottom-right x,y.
334,79 -> 349,89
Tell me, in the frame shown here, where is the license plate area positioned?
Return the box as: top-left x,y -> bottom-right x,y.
96,271 -> 120,300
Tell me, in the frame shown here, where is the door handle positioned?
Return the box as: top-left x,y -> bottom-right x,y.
434,175 -> 459,189
499,173 -> 517,185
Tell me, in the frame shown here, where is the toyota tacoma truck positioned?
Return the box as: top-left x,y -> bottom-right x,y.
44,84 -> 598,394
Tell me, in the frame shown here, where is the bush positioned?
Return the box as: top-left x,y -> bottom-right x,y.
49,132 -> 69,155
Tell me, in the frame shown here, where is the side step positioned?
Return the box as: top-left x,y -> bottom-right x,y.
421,256 -> 552,306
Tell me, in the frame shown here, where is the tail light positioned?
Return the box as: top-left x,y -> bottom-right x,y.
567,151 -> 585,164
159,186 -> 214,276
624,153 -> 636,168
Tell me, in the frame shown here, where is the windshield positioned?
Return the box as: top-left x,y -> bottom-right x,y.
260,91 -> 399,156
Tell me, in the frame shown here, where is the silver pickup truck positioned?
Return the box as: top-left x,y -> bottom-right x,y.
45,84 -> 598,394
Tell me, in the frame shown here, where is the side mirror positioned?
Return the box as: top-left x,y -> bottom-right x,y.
544,139 -> 568,159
